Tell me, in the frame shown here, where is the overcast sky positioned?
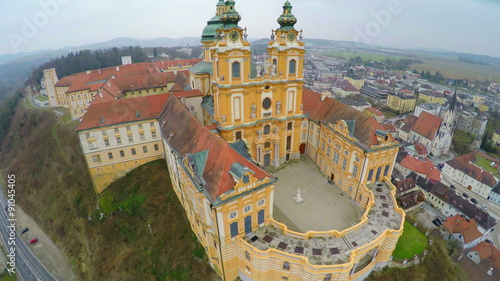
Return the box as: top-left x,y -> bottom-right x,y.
1,0 -> 499,57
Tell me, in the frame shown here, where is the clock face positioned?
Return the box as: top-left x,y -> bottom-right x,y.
288,32 -> 296,42
229,31 -> 239,42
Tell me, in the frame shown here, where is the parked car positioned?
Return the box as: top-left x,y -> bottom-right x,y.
450,185 -> 456,190
471,198 -> 478,204
432,217 -> 443,227
30,238 -> 38,244
481,205 -> 488,210
462,193 -> 469,198
21,228 -> 29,234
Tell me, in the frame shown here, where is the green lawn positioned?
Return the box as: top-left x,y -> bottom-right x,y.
474,156 -> 499,174
35,95 -> 48,101
393,221 -> 429,259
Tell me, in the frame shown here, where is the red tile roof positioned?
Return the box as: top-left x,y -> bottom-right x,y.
446,153 -> 497,188
400,155 -> 441,181
414,142 -> 428,155
303,89 -> 388,147
400,115 -> 417,133
383,123 -> 396,132
173,90 -> 202,99
365,107 -> 384,116
76,94 -> 171,131
470,241 -> 500,269
158,94 -> 273,202
443,215 -> 482,244
411,112 -> 442,141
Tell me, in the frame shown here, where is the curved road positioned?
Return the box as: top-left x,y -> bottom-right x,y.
0,182 -> 56,281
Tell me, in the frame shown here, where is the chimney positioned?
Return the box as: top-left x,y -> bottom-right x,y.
174,70 -> 178,75
98,69 -> 101,74
86,70 -> 91,74
116,66 -> 120,71
321,92 -> 327,101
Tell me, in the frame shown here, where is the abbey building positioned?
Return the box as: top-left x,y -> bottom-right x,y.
74,1 -> 405,280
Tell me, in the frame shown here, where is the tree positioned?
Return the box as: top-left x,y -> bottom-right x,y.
153,47 -> 158,58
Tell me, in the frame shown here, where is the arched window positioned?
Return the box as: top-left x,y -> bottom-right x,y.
289,59 -> 296,74
264,125 -> 271,135
232,61 -> 241,78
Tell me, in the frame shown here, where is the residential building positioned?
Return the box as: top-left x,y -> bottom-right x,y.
418,90 -> 446,105
465,241 -> 500,280
442,153 -> 497,199
413,103 -> 443,118
344,76 -> 365,90
443,214 -> 483,249
489,182 -> 500,206
339,97 -> 371,112
386,92 -> 416,114
364,107 -> 385,123
492,131 -> 500,145
360,85 -> 390,103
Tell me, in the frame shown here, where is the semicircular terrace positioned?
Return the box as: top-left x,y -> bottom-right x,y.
240,160 -> 405,278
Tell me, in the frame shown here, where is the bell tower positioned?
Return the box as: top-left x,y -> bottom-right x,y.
211,0 -> 252,125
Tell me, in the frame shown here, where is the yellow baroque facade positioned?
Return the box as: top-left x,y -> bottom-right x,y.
77,1 -> 405,280
160,1 -> 405,281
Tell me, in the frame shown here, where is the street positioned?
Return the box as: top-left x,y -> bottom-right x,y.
0,182 -> 56,281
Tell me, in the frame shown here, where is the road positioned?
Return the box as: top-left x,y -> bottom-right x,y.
0,182 -> 56,281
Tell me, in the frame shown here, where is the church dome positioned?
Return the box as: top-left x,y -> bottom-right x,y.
277,1 -> 297,31
201,15 -> 223,42
220,0 -> 242,28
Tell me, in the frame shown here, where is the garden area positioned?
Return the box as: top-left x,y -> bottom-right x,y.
392,221 -> 429,259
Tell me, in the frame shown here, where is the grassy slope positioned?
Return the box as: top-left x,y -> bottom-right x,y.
0,97 -> 216,280
392,221 -> 428,259
411,58 -> 500,82
366,235 -> 468,281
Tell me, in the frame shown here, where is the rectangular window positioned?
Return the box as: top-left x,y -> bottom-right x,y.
131,148 -> 136,155
114,128 -> 119,133
333,151 -> 340,164
120,150 -> 125,157
126,126 -> 131,131
150,122 -> 154,127
321,141 -> 325,152
287,122 -> 293,131
342,159 -> 348,171
353,165 -> 358,178
138,124 -> 143,129
230,222 -> 238,238
128,135 -> 133,142
140,133 -> 145,141
116,136 -> 122,144
286,136 -> 292,150
384,165 -> 390,176
108,153 -> 113,160
154,144 -> 159,151
104,139 -> 110,146
152,131 -> 157,138
143,146 -> 148,153
326,147 -> 331,157
235,131 -> 242,141
102,130 -> 107,135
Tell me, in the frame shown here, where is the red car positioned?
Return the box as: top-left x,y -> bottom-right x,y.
30,238 -> 38,244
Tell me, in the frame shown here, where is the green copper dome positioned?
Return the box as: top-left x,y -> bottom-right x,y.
220,0 -> 242,29
277,1 -> 297,31
201,15 -> 223,42
216,0 -> 225,6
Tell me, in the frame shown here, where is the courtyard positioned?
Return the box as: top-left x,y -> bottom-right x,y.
272,158 -> 363,233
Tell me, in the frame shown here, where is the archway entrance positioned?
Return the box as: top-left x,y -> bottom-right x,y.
299,143 -> 306,155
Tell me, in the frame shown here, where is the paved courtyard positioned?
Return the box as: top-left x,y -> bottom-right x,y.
273,158 -> 363,232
